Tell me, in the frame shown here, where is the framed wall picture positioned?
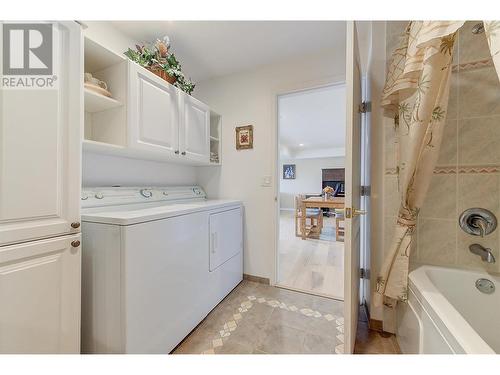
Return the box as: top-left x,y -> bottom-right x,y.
283,164 -> 296,179
235,125 -> 253,150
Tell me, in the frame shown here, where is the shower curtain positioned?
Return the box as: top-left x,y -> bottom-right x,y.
375,21 -> 500,308
485,21 -> 500,82
374,21 -> 462,308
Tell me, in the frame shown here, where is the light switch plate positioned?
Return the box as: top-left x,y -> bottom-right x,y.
261,175 -> 272,187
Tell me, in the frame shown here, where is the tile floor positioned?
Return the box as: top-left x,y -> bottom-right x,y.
173,280 -> 344,354
278,211 -> 344,299
173,280 -> 400,354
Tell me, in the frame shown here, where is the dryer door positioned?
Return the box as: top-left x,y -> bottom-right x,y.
209,208 -> 242,272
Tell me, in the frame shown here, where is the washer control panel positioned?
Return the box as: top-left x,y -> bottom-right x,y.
81,186 -> 207,208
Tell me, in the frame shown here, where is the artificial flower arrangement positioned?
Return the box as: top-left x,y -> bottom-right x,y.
124,36 -> 195,95
323,186 -> 334,198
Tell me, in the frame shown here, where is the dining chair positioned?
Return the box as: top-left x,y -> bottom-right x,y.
335,209 -> 345,242
294,194 -> 323,238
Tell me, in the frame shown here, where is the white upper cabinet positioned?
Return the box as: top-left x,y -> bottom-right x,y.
0,22 -> 82,246
83,52 -> 220,166
128,62 -> 180,156
179,92 -> 210,163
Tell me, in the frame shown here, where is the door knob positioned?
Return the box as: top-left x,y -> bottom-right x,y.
353,209 -> 367,216
345,207 -> 367,218
71,222 -> 80,229
71,240 -> 80,248
174,150 -> 180,154
181,151 -> 186,155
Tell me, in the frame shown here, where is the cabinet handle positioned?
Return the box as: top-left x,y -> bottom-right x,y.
71,240 -> 80,248
71,222 -> 80,229
174,150 -> 180,154
181,151 -> 186,155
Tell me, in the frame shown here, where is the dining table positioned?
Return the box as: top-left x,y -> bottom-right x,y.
300,196 -> 345,240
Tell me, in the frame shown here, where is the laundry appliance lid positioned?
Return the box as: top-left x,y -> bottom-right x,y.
81,186 -> 241,226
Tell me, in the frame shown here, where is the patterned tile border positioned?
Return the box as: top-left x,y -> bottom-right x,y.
200,295 -> 344,354
385,165 -> 500,176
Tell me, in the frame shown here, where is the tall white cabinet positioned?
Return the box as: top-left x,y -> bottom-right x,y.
0,21 -> 82,353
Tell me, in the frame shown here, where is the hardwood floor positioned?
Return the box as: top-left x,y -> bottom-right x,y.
354,306 -> 401,354
278,210 -> 344,299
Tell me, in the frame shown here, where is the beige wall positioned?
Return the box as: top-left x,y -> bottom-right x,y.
382,21 -> 500,287
279,157 -> 345,210
195,49 -> 345,281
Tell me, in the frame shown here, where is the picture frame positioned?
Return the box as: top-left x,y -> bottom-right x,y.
283,164 -> 296,179
235,125 -> 253,150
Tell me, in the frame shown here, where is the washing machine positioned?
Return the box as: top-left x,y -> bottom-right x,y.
80,186 -> 243,353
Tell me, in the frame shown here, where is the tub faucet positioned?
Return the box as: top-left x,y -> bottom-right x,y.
469,244 -> 496,263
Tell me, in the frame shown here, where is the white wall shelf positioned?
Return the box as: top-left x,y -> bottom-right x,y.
209,111 -> 222,165
84,37 -> 126,72
84,35 -> 128,148
84,88 -> 123,113
83,139 -> 126,152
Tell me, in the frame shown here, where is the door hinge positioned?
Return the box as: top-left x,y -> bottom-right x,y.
358,101 -> 372,113
361,185 -> 371,196
360,268 -> 370,279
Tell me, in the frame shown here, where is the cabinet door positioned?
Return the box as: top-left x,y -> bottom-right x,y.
209,208 -> 243,272
179,93 -> 210,163
128,62 -> 179,155
0,234 -> 81,353
0,22 -> 82,246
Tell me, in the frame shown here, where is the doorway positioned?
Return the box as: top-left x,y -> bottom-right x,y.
275,83 -> 347,300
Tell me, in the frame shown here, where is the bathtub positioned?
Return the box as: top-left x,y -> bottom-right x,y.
397,265 -> 499,354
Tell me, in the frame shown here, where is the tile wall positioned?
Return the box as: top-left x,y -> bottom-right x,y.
384,21 -> 500,274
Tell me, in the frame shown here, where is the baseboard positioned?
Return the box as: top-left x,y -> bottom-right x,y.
243,273 -> 270,285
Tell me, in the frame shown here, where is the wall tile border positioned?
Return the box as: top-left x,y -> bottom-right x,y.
385,165 -> 500,176
452,58 -> 493,73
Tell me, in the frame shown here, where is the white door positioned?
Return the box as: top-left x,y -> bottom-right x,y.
179,92 -> 210,163
0,234 -> 81,353
344,21 -> 364,354
0,21 -> 82,246
128,62 -> 180,156
209,208 -> 243,271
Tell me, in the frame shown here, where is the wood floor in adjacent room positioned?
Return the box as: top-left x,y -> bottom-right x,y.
278,210 -> 344,299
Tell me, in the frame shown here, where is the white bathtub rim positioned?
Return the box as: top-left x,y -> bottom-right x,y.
409,265 -> 495,354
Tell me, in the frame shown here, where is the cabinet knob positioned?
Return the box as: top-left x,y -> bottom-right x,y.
71,222 -> 81,229
174,150 -> 180,154
71,240 -> 81,248
181,151 -> 186,155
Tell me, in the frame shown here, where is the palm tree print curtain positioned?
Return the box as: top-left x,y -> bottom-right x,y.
485,21 -> 500,82
374,21 -> 464,308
